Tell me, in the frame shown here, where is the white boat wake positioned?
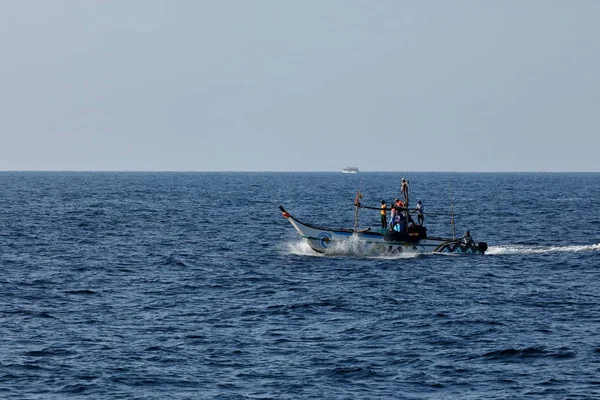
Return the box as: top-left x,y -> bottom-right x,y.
486,243 -> 600,255
286,241 -> 322,257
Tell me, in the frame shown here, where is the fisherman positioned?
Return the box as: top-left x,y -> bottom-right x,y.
415,200 -> 424,226
395,197 -> 404,210
394,198 -> 405,216
461,231 -> 474,246
401,178 -> 409,204
389,199 -> 398,230
380,200 -> 387,229
392,209 -> 405,232
391,198 -> 406,232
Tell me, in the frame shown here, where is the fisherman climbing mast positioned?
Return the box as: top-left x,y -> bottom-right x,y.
401,178 -> 409,205
401,178 -> 410,235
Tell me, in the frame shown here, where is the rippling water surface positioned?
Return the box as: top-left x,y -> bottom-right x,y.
1,172 -> 599,399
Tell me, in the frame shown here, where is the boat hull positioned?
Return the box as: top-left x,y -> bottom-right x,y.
280,206 -> 487,255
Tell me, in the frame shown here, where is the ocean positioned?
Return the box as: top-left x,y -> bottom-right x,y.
1,171 -> 599,399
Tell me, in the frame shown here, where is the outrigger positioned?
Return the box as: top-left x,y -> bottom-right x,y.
279,180 -> 487,255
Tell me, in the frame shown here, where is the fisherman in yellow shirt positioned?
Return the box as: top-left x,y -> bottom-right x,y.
380,200 -> 387,228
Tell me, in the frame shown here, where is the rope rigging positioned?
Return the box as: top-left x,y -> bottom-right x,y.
357,203 -> 458,217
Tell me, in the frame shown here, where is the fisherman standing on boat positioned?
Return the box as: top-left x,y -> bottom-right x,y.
394,198 -> 404,214
415,200 -> 424,226
380,200 -> 387,229
391,198 -> 406,232
392,209 -> 406,232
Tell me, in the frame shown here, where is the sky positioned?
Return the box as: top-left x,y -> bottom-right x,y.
1,0 -> 599,172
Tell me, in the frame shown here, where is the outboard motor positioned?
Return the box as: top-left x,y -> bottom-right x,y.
477,242 -> 488,253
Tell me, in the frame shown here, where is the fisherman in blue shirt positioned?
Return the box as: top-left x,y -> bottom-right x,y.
392,212 -> 405,232
392,199 -> 406,232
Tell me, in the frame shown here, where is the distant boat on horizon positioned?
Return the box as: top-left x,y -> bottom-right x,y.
342,167 -> 359,174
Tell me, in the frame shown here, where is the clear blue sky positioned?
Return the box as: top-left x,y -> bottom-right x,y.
1,0 -> 598,171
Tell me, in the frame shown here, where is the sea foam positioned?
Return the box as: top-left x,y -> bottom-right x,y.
486,243 -> 600,255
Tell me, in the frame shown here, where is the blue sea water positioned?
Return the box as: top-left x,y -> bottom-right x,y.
1,171 -> 599,399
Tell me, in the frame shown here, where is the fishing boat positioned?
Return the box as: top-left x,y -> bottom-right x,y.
279,178 -> 487,255
342,167 -> 359,174
280,205 -> 488,255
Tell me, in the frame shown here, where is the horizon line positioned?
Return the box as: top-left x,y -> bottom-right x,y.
1,170 -> 599,173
